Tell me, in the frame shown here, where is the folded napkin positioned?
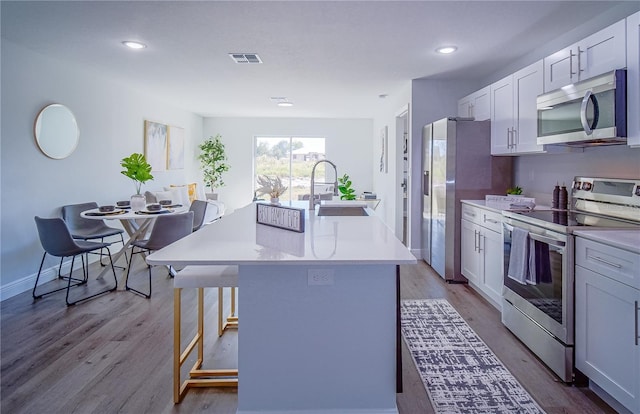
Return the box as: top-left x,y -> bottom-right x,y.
509,201 -> 536,211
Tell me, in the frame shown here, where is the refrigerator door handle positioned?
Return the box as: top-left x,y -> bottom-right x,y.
423,171 -> 429,196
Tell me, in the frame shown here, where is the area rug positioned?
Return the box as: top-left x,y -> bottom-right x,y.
401,299 -> 546,414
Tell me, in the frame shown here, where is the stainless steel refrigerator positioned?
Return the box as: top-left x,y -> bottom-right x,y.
422,118 -> 512,281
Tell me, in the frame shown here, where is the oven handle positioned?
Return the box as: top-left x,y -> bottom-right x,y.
529,233 -> 566,247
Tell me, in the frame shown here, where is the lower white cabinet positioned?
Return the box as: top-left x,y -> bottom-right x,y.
461,203 -> 503,309
575,237 -> 640,414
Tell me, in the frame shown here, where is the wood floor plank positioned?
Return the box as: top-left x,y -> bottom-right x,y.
1,260 -> 616,413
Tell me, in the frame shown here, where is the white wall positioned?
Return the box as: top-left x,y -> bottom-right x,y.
202,117 -> 373,213
1,40 -> 203,299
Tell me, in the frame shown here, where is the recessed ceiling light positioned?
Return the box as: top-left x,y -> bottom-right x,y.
277,101 -> 293,107
436,46 -> 457,54
122,41 -> 146,50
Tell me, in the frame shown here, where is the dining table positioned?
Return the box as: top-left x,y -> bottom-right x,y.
80,204 -> 188,289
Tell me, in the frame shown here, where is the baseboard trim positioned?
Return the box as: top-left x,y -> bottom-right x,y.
0,257 -> 95,302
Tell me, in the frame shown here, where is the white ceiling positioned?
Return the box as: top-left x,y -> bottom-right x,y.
1,1 -> 632,119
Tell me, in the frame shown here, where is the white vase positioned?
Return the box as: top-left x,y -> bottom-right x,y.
130,194 -> 146,211
270,197 -> 279,204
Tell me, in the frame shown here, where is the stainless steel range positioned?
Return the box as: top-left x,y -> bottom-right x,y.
501,177 -> 640,382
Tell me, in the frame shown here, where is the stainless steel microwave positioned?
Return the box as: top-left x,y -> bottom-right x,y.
537,69 -> 626,146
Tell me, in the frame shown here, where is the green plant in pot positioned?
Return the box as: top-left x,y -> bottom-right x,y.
198,134 -> 230,200
338,173 -> 357,201
120,153 -> 153,210
507,186 -> 523,195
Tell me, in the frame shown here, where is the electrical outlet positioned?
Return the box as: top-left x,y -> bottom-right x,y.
308,269 -> 334,286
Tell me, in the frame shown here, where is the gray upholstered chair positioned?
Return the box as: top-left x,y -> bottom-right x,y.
62,202 -> 126,268
125,211 -> 194,298
189,200 -> 208,231
33,216 -> 118,306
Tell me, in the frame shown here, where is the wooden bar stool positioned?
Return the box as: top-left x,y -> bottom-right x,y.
173,265 -> 239,403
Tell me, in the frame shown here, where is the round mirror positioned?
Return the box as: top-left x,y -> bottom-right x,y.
34,104 -> 79,159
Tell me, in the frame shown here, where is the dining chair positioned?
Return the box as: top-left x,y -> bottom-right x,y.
61,202 -> 127,268
125,211 -> 194,298
189,200 -> 208,232
33,216 -> 118,306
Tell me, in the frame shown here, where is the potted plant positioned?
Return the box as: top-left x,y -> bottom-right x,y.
256,175 -> 287,204
120,153 -> 154,210
198,134 -> 230,200
338,173 -> 357,200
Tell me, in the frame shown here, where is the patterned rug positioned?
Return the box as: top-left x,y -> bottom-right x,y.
401,299 -> 546,414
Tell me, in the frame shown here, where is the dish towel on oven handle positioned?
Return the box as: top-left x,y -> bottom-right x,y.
527,239 -> 553,284
507,227 -> 529,284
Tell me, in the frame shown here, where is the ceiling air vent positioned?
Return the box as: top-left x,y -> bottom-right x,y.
229,53 -> 262,64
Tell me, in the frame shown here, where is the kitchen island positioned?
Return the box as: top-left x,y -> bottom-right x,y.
146,201 -> 416,414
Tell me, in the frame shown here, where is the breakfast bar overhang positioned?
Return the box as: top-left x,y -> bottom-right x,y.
147,202 -> 416,414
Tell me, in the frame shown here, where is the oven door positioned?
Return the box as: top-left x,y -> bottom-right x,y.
502,219 -> 574,345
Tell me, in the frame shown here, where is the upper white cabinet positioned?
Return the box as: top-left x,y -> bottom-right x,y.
491,60 -> 545,155
544,19 -> 626,92
457,86 -> 490,121
627,12 -> 640,148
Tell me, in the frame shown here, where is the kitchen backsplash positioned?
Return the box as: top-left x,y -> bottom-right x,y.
513,145 -> 640,206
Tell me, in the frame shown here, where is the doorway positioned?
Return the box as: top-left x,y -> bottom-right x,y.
395,107 -> 409,246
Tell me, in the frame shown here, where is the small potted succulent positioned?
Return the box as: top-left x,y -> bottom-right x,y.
256,175 -> 288,204
120,153 -> 154,210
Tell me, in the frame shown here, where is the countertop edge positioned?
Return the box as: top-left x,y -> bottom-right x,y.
573,229 -> 640,254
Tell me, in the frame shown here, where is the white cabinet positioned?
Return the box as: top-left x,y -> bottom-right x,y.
627,12 -> 640,148
544,19 -> 626,92
491,60 -> 545,155
461,203 -> 503,309
575,237 -> 640,414
458,86 -> 490,121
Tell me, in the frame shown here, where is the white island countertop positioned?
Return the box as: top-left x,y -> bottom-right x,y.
147,201 -> 415,414
147,201 -> 416,266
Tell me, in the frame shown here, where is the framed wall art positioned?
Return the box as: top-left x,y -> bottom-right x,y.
144,120 -> 168,172
167,125 -> 185,170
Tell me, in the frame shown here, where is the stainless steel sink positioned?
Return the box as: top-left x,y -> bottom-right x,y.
316,206 -> 369,216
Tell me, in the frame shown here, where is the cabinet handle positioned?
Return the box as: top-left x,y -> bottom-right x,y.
464,211 -> 476,218
506,128 -> 511,148
636,301 -> 639,346
477,233 -> 483,253
587,255 -> 622,269
474,230 -> 479,251
483,215 -> 499,224
577,46 -> 584,73
569,50 -> 577,78
513,128 -> 518,146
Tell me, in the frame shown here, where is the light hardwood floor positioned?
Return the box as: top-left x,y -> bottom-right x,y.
1,260 -> 614,413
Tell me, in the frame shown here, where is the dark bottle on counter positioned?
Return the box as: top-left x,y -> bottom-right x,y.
552,184 -> 560,209
559,184 -> 568,210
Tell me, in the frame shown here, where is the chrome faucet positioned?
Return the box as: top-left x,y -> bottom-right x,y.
309,159 -> 339,210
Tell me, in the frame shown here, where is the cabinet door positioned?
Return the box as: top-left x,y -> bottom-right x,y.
461,219 -> 480,284
471,86 -> 491,121
481,227 -> 503,308
578,19 -> 626,81
628,12 -> 640,148
458,98 -> 472,118
513,60 -> 545,154
544,45 -> 575,92
491,76 -> 513,155
576,266 -> 640,413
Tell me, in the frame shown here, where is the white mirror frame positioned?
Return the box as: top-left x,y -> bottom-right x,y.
34,104 -> 79,159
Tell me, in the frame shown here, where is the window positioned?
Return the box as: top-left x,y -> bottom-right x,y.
254,137 -> 327,202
